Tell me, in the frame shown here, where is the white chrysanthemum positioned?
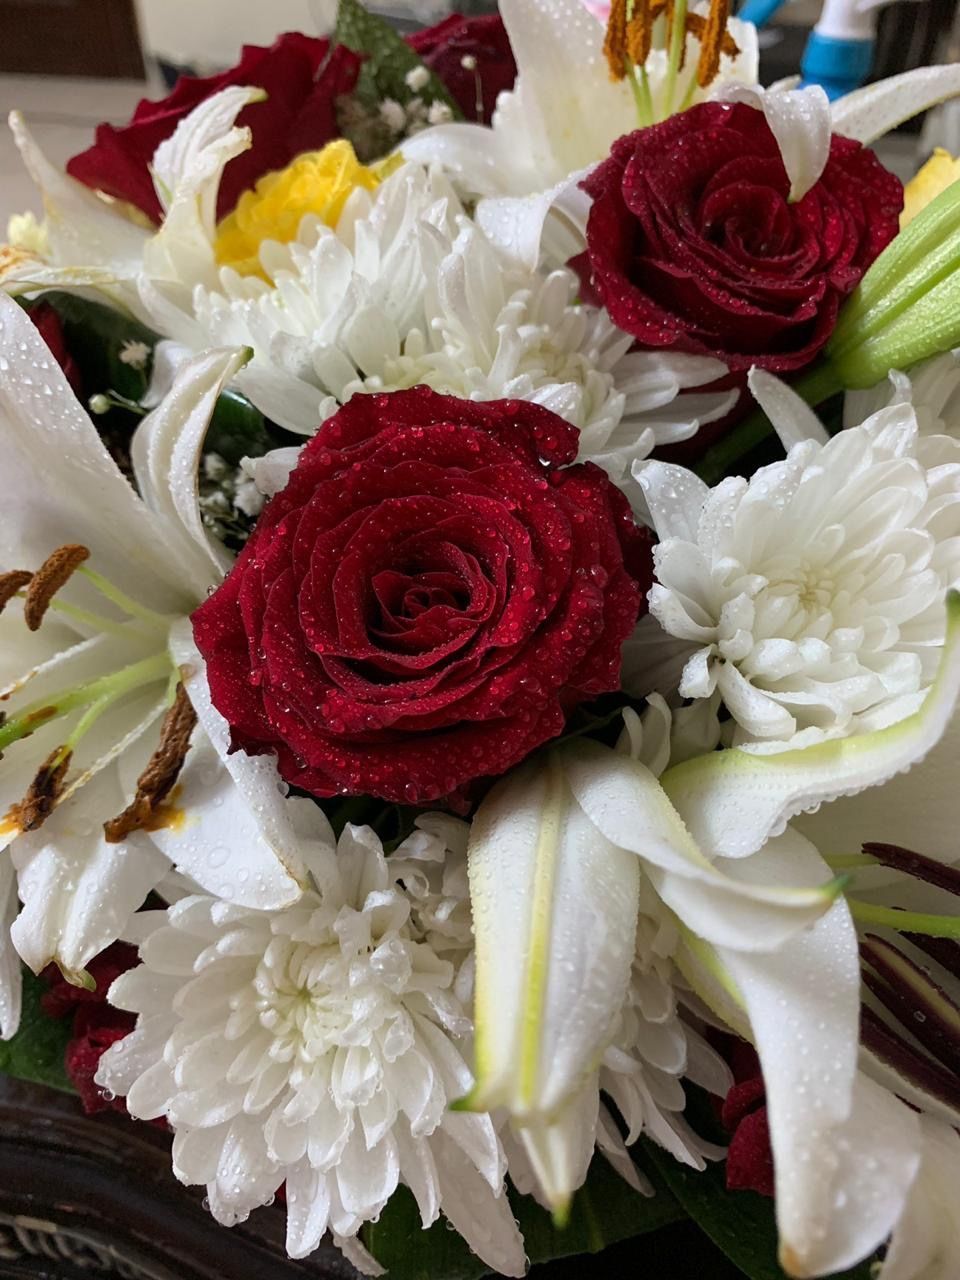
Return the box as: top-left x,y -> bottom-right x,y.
634,401 -> 960,746
96,819 -> 526,1276
182,163 -> 732,480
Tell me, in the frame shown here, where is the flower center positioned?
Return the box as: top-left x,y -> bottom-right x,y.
0,545 -> 189,846
213,140 -> 398,279
604,0 -> 740,125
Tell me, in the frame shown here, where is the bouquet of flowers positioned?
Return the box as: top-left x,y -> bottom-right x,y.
2,0 -> 960,1275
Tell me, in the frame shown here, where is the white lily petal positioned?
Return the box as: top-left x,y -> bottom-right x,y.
0,860 -> 23,1039
144,86 -> 262,291
131,346 -> 247,585
466,754 -> 639,1118
494,0 -> 636,189
713,834 -> 919,1277
831,64 -> 960,145
475,176 -> 591,271
516,1080 -> 600,1218
748,368 -> 829,448
717,84 -> 830,203
0,294 -> 192,612
168,618 -> 313,904
661,590 -> 960,859
797,695 -> 960,863
11,770 -> 169,980
560,741 -> 842,952
880,1115 -> 960,1280
8,110 -> 148,277
778,1074 -> 920,1278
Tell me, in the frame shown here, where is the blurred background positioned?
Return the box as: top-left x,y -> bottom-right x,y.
0,0 -> 958,224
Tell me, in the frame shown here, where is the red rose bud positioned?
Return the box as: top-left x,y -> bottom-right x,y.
578,101 -> 902,375
192,388 -> 650,806
66,34 -> 362,224
407,13 -> 517,124
29,303 -> 82,396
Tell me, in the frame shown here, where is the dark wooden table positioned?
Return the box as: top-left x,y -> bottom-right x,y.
0,1078 -> 744,1279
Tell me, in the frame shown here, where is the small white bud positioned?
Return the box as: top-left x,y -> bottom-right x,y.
118,339 -> 150,369
427,101 -> 454,126
378,98 -> 407,133
460,54 -> 478,71
88,394 -> 112,415
405,65 -> 430,92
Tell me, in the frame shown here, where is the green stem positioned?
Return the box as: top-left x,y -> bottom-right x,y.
634,63 -> 656,128
0,652 -> 170,753
849,900 -> 960,940
663,0 -> 688,119
694,360 -> 845,487
77,567 -> 170,628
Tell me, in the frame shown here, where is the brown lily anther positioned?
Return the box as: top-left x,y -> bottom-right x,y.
104,682 -> 197,843
604,0 -> 739,88
0,570 -> 33,613
23,544 -> 90,631
14,747 -> 73,832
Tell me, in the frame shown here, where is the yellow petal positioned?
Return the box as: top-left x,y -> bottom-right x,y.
901,147 -> 960,228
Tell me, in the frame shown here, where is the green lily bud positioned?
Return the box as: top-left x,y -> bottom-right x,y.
827,175 -> 960,388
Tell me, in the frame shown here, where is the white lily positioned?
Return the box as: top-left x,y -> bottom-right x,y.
465,722 -> 843,1216
0,293 -> 318,1022
658,595 -> 960,1277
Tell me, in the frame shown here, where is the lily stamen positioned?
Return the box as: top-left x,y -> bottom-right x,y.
23,543 -> 90,630
604,0 -> 740,123
0,652 -> 172,756
104,682 -> 197,843
13,746 -> 73,832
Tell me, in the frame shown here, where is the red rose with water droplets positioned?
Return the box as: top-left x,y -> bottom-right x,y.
577,101 -> 903,374
192,388 -> 649,806
407,13 -> 517,124
66,34 -> 361,225
42,942 -> 139,1116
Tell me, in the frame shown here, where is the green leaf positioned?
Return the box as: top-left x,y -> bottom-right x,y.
0,966 -> 73,1094
31,289 -> 158,402
205,387 -> 273,465
334,0 -> 463,119
361,1155 -> 684,1279
641,1141 -> 874,1280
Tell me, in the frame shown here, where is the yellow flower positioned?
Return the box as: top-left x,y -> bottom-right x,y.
214,140 -> 392,278
901,148 -> 960,228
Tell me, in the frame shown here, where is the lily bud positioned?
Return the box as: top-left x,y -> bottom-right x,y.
826,174 -> 960,389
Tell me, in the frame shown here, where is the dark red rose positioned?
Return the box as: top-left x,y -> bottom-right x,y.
719,1042 -> 774,1198
29,303 -> 82,396
407,14 -> 517,125
192,388 -> 649,805
66,34 -> 361,225
42,942 -> 139,1116
577,101 -> 903,374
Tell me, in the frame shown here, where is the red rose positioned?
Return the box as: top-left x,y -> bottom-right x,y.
192,388 -> 648,805
407,14 -> 517,125
42,941 -> 139,1116
718,1041 -> 774,1198
577,102 -> 903,374
29,303 -> 82,396
66,34 -> 361,225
